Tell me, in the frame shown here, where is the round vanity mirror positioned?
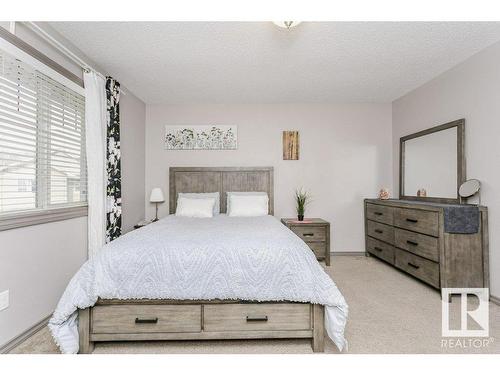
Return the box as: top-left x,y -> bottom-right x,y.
459,179 -> 481,198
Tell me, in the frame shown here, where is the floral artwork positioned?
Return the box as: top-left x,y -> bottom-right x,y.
165,125 -> 237,150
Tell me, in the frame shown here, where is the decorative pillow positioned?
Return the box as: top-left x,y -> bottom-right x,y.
178,192 -> 220,215
227,194 -> 269,217
226,192 -> 268,213
175,197 -> 215,218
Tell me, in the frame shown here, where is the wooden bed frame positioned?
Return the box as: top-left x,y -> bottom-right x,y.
78,167 -> 325,353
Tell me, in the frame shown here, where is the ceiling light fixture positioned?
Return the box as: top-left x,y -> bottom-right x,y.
272,21 -> 301,30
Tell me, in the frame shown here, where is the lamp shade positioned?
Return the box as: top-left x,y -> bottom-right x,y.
272,21 -> 302,29
150,188 -> 165,203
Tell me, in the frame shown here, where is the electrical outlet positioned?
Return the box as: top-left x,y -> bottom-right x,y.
0,290 -> 9,311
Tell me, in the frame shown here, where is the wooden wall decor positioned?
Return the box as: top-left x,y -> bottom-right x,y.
283,131 -> 299,160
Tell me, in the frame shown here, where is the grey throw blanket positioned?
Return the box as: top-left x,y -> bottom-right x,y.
443,205 -> 480,234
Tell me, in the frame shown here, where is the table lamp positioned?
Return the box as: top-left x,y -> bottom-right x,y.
150,188 -> 165,222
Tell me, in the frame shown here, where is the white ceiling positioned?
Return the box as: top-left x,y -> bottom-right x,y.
49,22 -> 500,104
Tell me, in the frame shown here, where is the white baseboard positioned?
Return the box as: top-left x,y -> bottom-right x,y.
331,251 -> 366,256
0,314 -> 51,354
490,294 -> 500,306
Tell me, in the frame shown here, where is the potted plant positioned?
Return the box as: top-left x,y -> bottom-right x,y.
295,188 -> 310,221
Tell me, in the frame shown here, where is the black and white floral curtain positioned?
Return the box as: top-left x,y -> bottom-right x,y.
105,77 -> 122,242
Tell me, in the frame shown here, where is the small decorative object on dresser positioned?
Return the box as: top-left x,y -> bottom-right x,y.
378,188 -> 390,200
417,188 -> 427,197
364,199 -> 489,300
281,218 -> 330,266
150,188 -> 165,222
295,188 -> 310,221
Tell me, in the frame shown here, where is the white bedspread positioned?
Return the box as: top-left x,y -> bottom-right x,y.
49,215 -> 348,353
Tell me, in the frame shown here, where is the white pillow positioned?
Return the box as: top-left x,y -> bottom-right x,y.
178,192 -> 220,215
227,194 -> 269,217
175,197 -> 215,218
226,192 -> 268,213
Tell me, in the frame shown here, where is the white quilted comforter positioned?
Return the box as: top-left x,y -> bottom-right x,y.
49,215 -> 348,353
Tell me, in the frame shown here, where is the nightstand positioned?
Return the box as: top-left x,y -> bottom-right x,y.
281,218 -> 330,266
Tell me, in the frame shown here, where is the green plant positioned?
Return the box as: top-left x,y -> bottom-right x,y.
295,188 -> 310,216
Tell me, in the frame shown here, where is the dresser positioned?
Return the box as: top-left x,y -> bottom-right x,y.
281,218 -> 330,266
364,199 -> 489,297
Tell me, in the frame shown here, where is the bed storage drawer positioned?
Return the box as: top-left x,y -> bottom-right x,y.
366,220 -> 394,244
394,228 -> 439,262
394,249 -> 440,288
203,303 -> 311,332
394,208 -> 439,237
366,203 -> 394,225
91,305 -> 202,334
366,237 -> 395,264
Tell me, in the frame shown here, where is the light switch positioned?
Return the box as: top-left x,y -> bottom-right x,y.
0,290 -> 9,311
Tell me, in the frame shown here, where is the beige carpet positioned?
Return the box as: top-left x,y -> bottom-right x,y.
10,256 -> 500,354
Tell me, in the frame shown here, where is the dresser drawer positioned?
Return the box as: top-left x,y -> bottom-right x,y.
366,220 -> 394,245
307,241 -> 327,259
366,203 -> 394,225
92,305 -> 202,334
290,225 -> 326,242
394,249 -> 440,288
395,228 -> 439,262
204,303 -> 311,332
367,237 -> 395,264
394,208 -> 439,237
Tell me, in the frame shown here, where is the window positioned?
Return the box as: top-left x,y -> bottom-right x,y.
0,48 -> 87,216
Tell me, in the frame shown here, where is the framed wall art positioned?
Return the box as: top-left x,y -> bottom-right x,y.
165,125 -> 237,150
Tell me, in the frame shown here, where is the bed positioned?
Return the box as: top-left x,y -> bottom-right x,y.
48,167 -> 348,354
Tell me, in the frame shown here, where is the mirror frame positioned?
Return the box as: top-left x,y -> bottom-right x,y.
399,118 -> 465,204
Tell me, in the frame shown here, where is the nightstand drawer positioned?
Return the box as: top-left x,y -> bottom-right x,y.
307,242 -> 327,259
290,226 -> 326,242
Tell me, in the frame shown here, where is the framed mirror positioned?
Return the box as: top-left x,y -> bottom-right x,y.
399,119 -> 465,204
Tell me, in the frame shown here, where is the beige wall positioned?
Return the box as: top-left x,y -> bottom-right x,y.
0,24 -> 146,347
120,92 -> 146,232
145,103 -> 393,252
392,40 -> 500,297
0,217 -> 87,346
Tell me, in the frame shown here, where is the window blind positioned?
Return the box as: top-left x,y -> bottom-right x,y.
0,48 -> 86,214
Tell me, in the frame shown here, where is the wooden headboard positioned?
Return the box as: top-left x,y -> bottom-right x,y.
169,167 -> 274,215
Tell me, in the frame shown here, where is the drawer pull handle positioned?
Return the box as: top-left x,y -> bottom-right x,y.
135,318 -> 158,324
246,315 -> 268,322
406,240 -> 419,246
406,218 -> 418,223
374,247 -> 383,252
374,229 -> 383,234
374,212 -> 383,216
303,233 -> 314,237
407,262 -> 420,270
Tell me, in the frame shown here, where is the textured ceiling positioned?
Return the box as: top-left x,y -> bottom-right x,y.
49,22 -> 500,104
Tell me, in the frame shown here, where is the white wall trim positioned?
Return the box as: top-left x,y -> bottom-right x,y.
0,314 -> 51,353
0,205 -> 88,232
332,251 -> 367,256
0,28 -> 85,96
490,294 -> 500,306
